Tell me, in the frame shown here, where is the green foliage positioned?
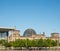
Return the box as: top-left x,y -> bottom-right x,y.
4,41 -> 11,47
25,39 -> 31,47
43,39 -> 53,47
0,40 -> 5,45
0,39 -> 58,47
11,39 -> 25,47
38,39 -> 44,47
31,39 -> 37,47
52,40 -> 57,46
59,43 -> 60,46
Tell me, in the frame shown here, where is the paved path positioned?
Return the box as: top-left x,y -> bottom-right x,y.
0,50 -> 60,51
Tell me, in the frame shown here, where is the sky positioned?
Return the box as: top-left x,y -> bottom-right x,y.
0,0 -> 60,37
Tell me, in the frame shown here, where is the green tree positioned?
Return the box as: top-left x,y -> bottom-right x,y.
4,41 -> 11,47
52,40 -> 57,46
11,39 -> 25,47
31,39 -> 37,47
25,39 -> 31,47
38,39 -> 44,47
0,40 -> 6,45
44,39 -> 53,47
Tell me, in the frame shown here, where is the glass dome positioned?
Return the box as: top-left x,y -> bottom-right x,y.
23,28 -> 36,37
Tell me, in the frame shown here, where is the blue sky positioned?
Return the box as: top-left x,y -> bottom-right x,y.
0,0 -> 60,36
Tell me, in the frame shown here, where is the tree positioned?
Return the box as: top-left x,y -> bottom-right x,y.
4,41 -> 11,47
38,39 -> 44,47
52,40 -> 57,46
31,39 -> 37,47
25,39 -> 31,47
44,39 -> 53,47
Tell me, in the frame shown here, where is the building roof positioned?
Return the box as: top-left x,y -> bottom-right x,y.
0,27 -> 15,31
23,28 -> 36,37
51,32 -> 59,34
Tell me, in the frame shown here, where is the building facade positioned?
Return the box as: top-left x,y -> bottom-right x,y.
8,30 -> 20,42
51,32 -> 59,40
8,28 -> 46,41
0,27 -> 59,42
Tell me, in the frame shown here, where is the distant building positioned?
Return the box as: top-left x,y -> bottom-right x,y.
0,27 -> 59,42
23,28 -> 36,37
8,30 -> 20,42
0,27 -> 15,41
51,32 -> 59,40
20,28 -> 46,40
9,28 -> 46,41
